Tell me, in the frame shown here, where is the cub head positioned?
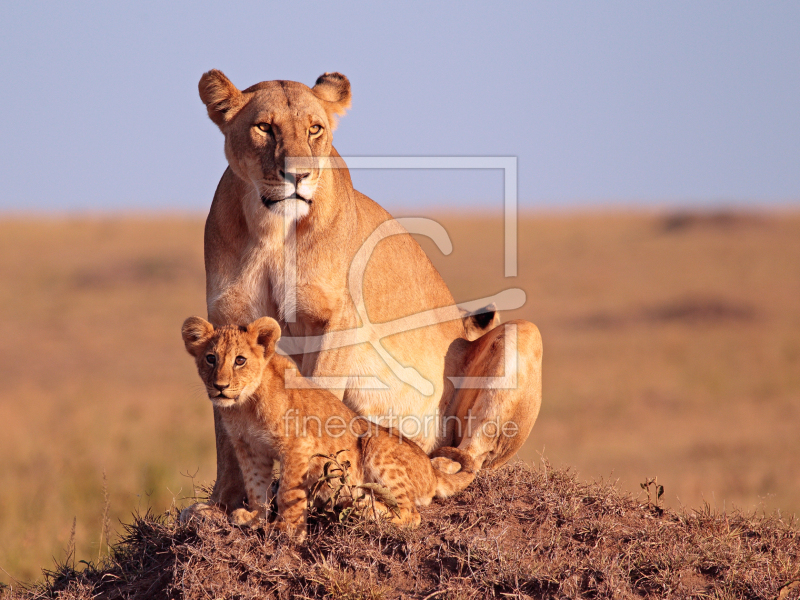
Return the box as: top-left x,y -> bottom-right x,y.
181,316 -> 282,408
199,69 -> 351,220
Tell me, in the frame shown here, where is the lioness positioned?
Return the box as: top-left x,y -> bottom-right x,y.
182,315 -> 476,540
195,69 -> 542,515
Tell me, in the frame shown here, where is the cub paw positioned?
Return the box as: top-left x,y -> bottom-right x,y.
390,507 -> 422,528
179,502 -> 217,525
230,508 -> 260,527
273,520 -> 307,543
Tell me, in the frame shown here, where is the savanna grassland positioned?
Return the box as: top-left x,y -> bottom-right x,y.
0,211 -> 798,585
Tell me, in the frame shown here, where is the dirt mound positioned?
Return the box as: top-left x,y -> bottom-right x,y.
7,463 -> 799,599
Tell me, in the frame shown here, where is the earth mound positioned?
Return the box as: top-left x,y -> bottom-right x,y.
7,463 -> 799,599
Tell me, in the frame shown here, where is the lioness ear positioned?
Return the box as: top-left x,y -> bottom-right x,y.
312,72 -> 351,130
248,317 -> 282,357
182,317 -> 214,357
199,69 -> 246,128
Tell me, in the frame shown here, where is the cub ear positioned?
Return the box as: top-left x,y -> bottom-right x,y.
248,317 -> 282,357
311,72 -> 351,129
199,69 -> 246,128
182,316 -> 214,357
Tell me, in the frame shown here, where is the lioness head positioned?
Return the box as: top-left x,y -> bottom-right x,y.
199,69 -> 351,219
182,316 -> 282,408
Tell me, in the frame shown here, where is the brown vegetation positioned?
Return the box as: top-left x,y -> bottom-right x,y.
1,211 -> 799,584
5,462 -> 800,599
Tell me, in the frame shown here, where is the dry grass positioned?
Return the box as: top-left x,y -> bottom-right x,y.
0,211 -> 798,585
4,462 -> 799,599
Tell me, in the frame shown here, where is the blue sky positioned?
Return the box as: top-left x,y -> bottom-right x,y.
1,1 -> 798,212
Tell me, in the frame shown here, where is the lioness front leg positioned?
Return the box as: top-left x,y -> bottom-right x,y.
452,320 -> 543,470
297,321 -> 361,403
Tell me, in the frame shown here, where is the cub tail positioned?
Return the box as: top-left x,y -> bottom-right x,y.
430,446 -> 477,498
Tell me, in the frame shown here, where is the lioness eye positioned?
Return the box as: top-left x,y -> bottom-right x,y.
256,123 -> 271,133
309,124 -> 322,135
235,356 -> 247,366
205,354 -> 216,365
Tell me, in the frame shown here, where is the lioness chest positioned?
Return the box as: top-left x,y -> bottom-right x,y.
212,233 -> 342,331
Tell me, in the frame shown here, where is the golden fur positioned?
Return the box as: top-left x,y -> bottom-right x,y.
182,316 -> 475,540
193,70 -> 543,514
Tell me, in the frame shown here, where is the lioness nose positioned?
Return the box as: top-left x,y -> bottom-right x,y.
293,171 -> 311,183
213,382 -> 229,391
279,169 -> 311,184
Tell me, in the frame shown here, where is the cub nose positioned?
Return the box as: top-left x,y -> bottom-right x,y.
213,382 -> 229,392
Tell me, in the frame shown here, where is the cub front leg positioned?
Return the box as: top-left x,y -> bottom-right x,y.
275,457 -> 310,542
181,409 -> 248,520
229,442 -> 275,528
209,408 -> 248,512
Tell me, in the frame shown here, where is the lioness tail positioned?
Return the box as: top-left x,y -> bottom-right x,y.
431,446 -> 476,498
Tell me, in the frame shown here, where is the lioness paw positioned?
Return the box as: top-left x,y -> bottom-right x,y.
179,502 -> 217,525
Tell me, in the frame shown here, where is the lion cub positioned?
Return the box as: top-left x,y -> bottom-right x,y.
182,315 -> 475,541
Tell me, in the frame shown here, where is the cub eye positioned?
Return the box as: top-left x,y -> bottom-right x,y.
205,354 -> 216,365
235,356 -> 247,366
255,123 -> 272,134
309,124 -> 322,136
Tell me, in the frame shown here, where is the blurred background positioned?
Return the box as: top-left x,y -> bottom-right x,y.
1,0 -> 798,584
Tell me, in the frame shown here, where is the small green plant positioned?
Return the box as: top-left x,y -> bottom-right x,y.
308,450 -> 399,525
640,477 -> 665,513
